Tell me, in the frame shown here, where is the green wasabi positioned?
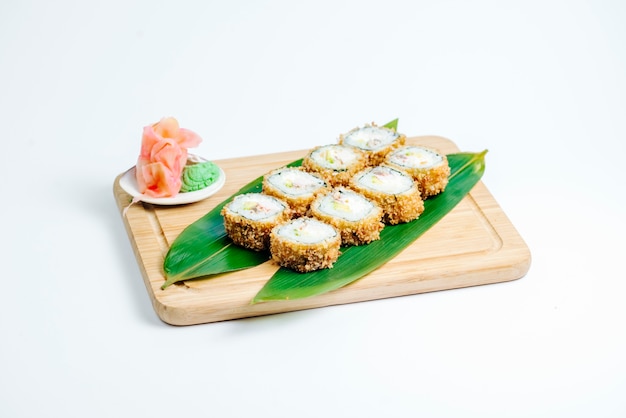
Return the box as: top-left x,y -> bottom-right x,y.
180,160 -> 220,193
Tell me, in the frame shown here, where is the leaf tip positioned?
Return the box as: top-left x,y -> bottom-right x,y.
251,295 -> 272,304
478,149 -> 488,164
160,276 -> 177,290
382,118 -> 399,131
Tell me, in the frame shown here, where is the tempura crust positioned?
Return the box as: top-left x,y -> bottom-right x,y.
270,225 -> 341,272
385,146 -> 450,198
262,167 -> 329,217
339,125 -> 406,166
302,145 -> 368,187
350,167 -> 424,225
221,198 -> 292,251
411,161 -> 450,198
309,190 -> 384,246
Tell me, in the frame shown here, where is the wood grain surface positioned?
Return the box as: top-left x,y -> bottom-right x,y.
113,136 -> 531,326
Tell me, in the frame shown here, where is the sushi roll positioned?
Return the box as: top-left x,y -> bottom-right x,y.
309,187 -> 384,246
302,144 -> 367,187
262,167 -> 329,217
350,165 -> 424,225
270,217 -> 341,273
221,193 -> 292,251
384,145 -> 450,198
339,124 -> 406,165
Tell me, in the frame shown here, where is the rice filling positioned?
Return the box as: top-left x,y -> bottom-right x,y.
227,194 -> 287,221
386,146 -> 443,169
275,217 -> 338,244
342,126 -> 401,151
355,165 -> 414,194
266,169 -> 326,197
317,189 -> 377,222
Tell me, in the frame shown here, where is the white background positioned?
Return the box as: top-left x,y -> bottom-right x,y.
2,1 -> 625,417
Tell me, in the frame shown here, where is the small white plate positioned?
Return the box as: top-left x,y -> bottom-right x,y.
119,158 -> 226,206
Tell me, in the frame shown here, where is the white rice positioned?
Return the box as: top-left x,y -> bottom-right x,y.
342,126 -> 400,151
227,193 -> 287,221
275,217 -> 337,244
354,166 -> 414,194
386,146 -> 444,169
266,168 -> 326,196
309,145 -> 361,170
317,188 -> 376,222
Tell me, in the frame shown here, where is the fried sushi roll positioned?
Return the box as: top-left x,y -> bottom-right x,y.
339,124 -> 406,166
302,144 -> 367,187
309,187 -> 384,246
262,167 -> 329,217
384,145 -> 450,198
221,193 -> 292,251
350,165 -> 424,225
270,217 -> 341,273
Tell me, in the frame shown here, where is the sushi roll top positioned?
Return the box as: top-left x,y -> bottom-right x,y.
274,217 -> 339,245
353,165 -> 415,195
221,193 -> 292,251
302,144 -> 367,187
263,167 -> 328,216
310,187 -> 384,246
225,193 -> 288,221
314,188 -> 379,222
340,124 -> 406,165
270,217 -> 341,273
385,145 -> 450,198
351,165 -> 424,225
264,167 -> 326,197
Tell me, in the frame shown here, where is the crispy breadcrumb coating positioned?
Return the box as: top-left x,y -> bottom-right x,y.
309,188 -> 384,246
270,218 -> 341,272
262,167 -> 329,217
350,165 -> 424,225
221,195 -> 292,251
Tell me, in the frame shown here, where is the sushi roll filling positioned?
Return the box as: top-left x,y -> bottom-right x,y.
355,166 -> 414,194
310,145 -> 361,170
227,194 -> 287,221
343,126 -> 400,151
267,169 -> 326,196
318,189 -> 377,222
387,146 -> 444,169
275,218 -> 338,244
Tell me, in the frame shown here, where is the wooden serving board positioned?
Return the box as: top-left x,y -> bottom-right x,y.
113,136 -> 530,326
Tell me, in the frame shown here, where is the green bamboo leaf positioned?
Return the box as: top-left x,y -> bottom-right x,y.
161,178 -> 264,289
161,158 -> 305,289
382,118 -> 398,131
252,150 -> 487,303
